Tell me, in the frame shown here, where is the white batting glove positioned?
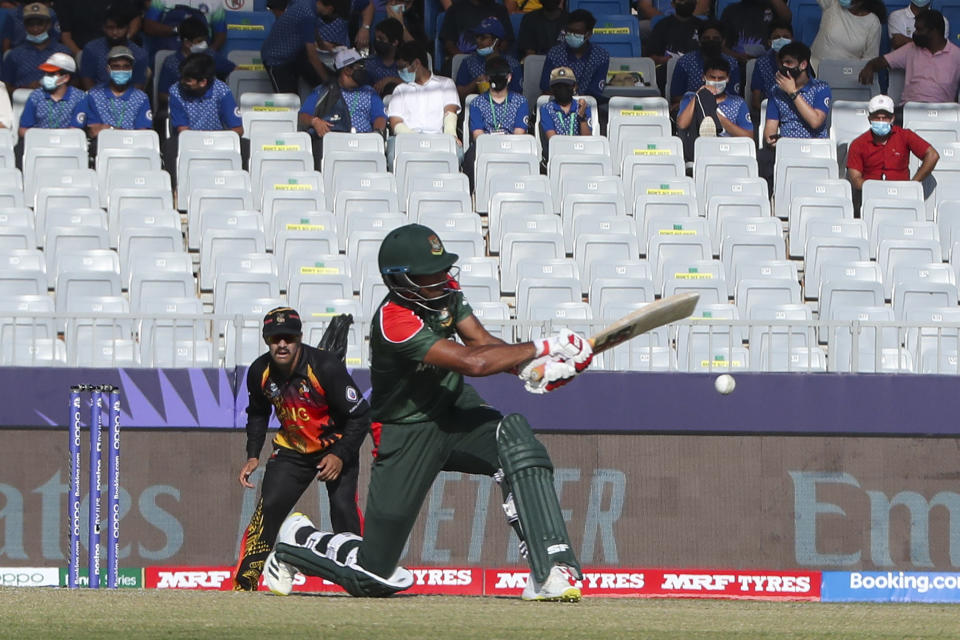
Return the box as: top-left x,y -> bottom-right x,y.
533,328 -> 593,372
518,355 -> 580,394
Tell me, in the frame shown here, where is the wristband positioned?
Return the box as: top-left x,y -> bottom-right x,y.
789,91 -> 799,101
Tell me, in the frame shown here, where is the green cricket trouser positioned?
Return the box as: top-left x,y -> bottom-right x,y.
358,384 -> 502,578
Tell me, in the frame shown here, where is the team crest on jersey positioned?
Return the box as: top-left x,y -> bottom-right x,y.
345,386 -> 359,403
265,381 -> 280,401
428,235 -> 443,255
438,307 -> 452,327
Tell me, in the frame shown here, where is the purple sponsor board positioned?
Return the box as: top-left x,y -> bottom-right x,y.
1,368 -> 960,435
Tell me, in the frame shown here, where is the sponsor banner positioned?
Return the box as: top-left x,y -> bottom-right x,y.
58,568 -> 143,588
0,567 -> 59,587
822,571 -> 960,603
485,568 -> 821,600
406,568 -> 483,595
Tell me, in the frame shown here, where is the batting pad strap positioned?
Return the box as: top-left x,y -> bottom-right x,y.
275,542 -> 414,598
496,414 -> 582,584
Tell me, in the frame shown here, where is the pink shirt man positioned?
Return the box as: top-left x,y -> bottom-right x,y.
884,41 -> 960,103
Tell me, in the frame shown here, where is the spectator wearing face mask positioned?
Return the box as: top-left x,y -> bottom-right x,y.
2,3 -> 71,90
538,66 -> 590,164
669,20 -> 741,110
645,0 -> 701,66
163,53 -> 244,187
676,56 -> 753,162
540,9 -> 608,101
456,17 -> 522,101
382,0 -> 427,44
143,0 -> 227,55
441,0 -> 514,61
889,0 -> 949,48
859,9 -> 960,105
78,6 -> 147,91
517,0 -> 567,58
157,16 -> 236,109
367,18 -> 404,95
2,0 -> 61,51
16,52 -> 86,166
82,46 -> 152,156
750,20 -> 794,111
462,54 -> 529,186
720,0 -> 792,62
810,0 -> 884,69
299,48 -> 386,170
846,94 -> 938,197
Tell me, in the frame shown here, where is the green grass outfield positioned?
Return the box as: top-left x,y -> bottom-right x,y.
1,589 -> 957,640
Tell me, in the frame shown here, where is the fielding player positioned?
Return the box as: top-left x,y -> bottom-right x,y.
263,224 -> 593,601
232,307 -> 371,591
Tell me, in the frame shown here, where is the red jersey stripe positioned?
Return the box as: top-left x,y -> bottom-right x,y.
380,301 -> 425,343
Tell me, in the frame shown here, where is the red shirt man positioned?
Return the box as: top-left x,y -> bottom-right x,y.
846,94 -> 939,190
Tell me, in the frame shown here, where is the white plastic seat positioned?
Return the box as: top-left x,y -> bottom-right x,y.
213,272 -> 281,313
788,196 -> 856,259
117,226 -> 184,283
561,193 -> 627,253
199,228 -> 267,290
347,229 -> 392,290
95,148 -> 162,206
275,231 -> 340,282
693,137 -> 757,206
407,192 -> 473,222
589,270 -> 656,319
803,235 -> 870,295
877,238 -> 942,298
184,168 -> 251,211
574,231 -> 639,288
622,155 -> 686,206
720,219 -> 785,281
417,211 -> 482,236
735,277 -> 801,317
322,151 -> 388,210
107,188 -> 175,245
488,192 -> 553,254
816,59 -> 880,101
241,109 -> 297,139
440,230 -> 484,259
773,140 -> 839,219
892,265 -> 958,320
35,186 -> 99,237
287,265 -> 353,308
0,338 -> 67,366
500,231 -> 564,295
646,216 -> 711,285
614,134 -> 681,178
271,211 -> 337,256
662,258 -> 728,306
485,174 -> 550,216
471,301 -> 511,339
0,268 -> 47,296
44,226 -> 110,276
515,277 -> 581,321
819,277 -> 885,322
862,198 -> 926,246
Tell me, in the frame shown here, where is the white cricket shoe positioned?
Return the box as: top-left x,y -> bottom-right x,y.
263,551 -> 298,596
521,565 -> 582,602
277,511 -> 315,546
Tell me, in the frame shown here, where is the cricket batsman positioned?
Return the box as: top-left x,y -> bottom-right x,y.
232,307 -> 371,591
261,224 -> 593,601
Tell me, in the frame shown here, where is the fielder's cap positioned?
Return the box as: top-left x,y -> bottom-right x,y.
472,16 -> 505,39
549,66 -> 576,85
38,52 -> 76,73
22,2 -> 51,20
262,306 -> 303,338
335,48 -> 364,70
378,223 -> 459,276
107,45 -> 135,62
868,94 -> 895,115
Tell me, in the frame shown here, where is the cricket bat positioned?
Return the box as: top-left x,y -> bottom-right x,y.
529,292 -> 700,381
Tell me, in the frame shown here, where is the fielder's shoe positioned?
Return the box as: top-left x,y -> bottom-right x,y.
521,564 -> 582,602
263,550 -> 298,596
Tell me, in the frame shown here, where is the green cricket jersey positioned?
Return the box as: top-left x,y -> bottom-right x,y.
369,291 -> 473,423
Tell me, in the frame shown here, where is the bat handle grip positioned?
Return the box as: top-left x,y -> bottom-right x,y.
528,362 -> 546,383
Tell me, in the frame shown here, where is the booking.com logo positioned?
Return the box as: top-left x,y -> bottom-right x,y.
850,572 -> 960,594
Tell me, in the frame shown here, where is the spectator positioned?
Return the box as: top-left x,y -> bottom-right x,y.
516,0 -> 567,59
677,56 -> 753,161
2,3 -> 71,90
157,16 -> 235,109
505,0 -> 543,13
721,0 -> 792,61
3,0 -> 60,51
645,0 -> 701,66
669,20 -> 741,110
386,41 -> 461,164
859,10 -> 960,105
300,49 -> 386,170
810,0 -> 884,68
456,17 -> 522,101
540,9 -> 608,102
750,20 -> 793,111
349,0 -> 374,50
83,46 -> 152,156
538,66 -> 591,164
266,0 -> 289,19
383,0 -> 427,44
261,0 -> 331,93
441,0 -> 514,62
367,18 -> 403,95
143,0 -> 227,54
846,94 -> 939,196
17,52 -> 85,166
316,0 -> 351,51
59,0 -> 141,55
78,6 -> 147,91
463,55 -> 530,185
163,53 -> 244,186
889,0 -> 949,49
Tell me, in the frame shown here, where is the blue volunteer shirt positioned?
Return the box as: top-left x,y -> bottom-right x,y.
79,37 -> 148,87
169,78 -> 242,131
751,50 -> 778,100
670,50 -> 742,99
679,91 -> 753,133
766,78 -> 831,138
538,99 -> 592,136
84,84 -> 153,129
365,56 -> 398,84
145,0 -> 227,53
316,16 -> 350,47
19,86 -> 87,129
3,4 -> 61,48
2,41 -> 72,88
540,41 -> 609,99
469,91 -> 529,134
261,0 -> 318,66
300,84 -> 386,132
456,53 -> 523,94
158,49 -> 236,96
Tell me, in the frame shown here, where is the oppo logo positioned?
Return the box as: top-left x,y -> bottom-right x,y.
0,569 -> 58,586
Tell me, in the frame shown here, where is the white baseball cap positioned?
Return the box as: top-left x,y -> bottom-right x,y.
867,94 -> 895,115
334,48 -> 363,71
38,52 -> 76,74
